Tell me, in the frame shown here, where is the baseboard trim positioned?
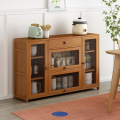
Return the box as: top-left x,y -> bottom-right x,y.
0,94 -> 13,100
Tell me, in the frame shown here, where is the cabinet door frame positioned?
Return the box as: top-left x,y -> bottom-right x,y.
82,35 -> 99,89
28,41 -> 48,99
48,69 -> 82,96
49,47 -> 82,73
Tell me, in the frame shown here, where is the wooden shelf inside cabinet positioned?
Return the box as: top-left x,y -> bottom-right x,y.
31,56 -> 44,59
31,77 -> 44,81
85,69 -> 96,72
85,50 -> 95,53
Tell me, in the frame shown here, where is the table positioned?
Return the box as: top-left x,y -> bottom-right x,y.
106,49 -> 120,112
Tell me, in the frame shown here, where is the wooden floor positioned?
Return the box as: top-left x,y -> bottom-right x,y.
0,81 -> 116,120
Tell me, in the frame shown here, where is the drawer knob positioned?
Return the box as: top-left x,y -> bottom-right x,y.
64,89 -> 67,92
63,66 -> 67,69
45,67 -> 49,70
82,62 -> 85,64
63,41 -> 67,44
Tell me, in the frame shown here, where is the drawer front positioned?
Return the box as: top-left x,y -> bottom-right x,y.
49,37 -> 81,49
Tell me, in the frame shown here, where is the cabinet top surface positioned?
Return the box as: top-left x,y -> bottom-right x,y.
106,49 -> 120,55
14,33 -> 99,42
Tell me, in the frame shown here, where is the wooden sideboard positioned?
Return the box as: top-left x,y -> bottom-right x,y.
14,33 -> 99,102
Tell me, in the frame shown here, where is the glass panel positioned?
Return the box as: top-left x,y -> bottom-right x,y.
31,44 -> 44,57
85,39 -> 96,70
85,71 -> 96,85
85,39 -> 96,51
31,79 -> 45,94
85,52 -> 96,70
31,44 -> 45,95
51,72 -> 79,91
51,50 -> 79,68
31,58 -> 44,78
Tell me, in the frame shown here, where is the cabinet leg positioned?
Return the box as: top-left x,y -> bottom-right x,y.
97,86 -> 100,90
25,99 -> 28,103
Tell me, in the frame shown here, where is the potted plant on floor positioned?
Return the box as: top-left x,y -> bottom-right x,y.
102,0 -> 120,48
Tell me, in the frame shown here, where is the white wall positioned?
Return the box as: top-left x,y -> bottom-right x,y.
0,0 -> 115,100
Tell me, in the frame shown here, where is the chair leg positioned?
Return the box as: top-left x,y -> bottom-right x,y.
108,55 -> 120,112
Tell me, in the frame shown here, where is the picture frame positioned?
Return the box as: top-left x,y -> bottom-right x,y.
48,0 -> 66,12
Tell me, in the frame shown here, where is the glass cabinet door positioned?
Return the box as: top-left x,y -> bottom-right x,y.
49,47 -> 81,71
83,38 -> 99,87
29,43 -> 47,98
49,70 -> 81,95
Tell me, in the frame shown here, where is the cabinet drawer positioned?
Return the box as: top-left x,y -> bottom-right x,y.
49,37 -> 81,49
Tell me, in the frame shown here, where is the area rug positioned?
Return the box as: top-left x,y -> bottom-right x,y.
13,92 -> 120,120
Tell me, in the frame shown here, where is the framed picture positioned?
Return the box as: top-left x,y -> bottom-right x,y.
48,0 -> 66,12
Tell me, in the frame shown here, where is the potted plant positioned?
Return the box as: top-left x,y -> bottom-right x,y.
102,0 -> 120,48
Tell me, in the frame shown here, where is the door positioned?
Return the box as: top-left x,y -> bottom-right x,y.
48,47 -> 82,95
49,47 -> 81,72
82,36 -> 99,88
28,41 -> 48,99
49,70 -> 81,95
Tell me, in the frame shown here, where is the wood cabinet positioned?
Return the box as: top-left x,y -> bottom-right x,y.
14,33 -> 99,102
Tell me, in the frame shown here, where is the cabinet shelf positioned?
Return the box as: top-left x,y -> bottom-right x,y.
85,50 -> 95,53
85,69 -> 96,72
31,56 -> 44,59
31,77 -> 44,81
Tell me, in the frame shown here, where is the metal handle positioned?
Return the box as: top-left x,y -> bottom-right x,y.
63,41 -> 67,44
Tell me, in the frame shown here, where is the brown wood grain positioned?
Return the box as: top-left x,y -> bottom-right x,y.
14,33 -> 99,102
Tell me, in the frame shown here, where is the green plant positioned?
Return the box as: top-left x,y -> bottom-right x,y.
52,0 -> 60,4
102,0 -> 120,42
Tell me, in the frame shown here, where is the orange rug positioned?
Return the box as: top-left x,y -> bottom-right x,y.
13,92 -> 120,120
